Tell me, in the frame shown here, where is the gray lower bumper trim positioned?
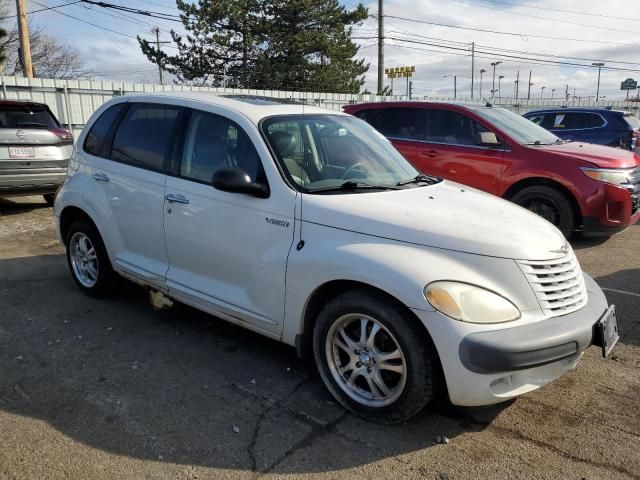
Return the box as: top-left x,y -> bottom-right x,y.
459,274 -> 609,374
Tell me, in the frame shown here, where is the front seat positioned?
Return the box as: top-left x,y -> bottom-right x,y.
269,130 -> 310,185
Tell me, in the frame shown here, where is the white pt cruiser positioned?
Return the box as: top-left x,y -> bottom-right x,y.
54,94 -> 618,423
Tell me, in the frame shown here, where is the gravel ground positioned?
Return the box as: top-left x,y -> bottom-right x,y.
1,195 -> 639,480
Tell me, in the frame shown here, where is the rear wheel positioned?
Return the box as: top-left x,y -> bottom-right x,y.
511,185 -> 576,238
65,220 -> 116,297
43,193 -> 55,206
313,290 -> 437,424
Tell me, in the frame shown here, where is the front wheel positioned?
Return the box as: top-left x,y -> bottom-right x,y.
313,290 -> 437,424
511,185 -> 576,238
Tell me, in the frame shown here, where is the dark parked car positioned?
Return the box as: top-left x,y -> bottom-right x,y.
344,101 -> 640,238
0,100 -> 73,205
523,107 -> 640,152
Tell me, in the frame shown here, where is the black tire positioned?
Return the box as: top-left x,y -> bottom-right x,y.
312,290 -> 437,424
511,185 -> 576,238
65,220 -> 116,297
43,193 -> 56,206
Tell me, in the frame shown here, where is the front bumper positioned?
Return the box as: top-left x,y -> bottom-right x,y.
581,182 -> 640,236
413,274 -> 609,406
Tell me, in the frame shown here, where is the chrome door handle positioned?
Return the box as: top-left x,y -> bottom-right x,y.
92,172 -> 110,182
164,193 -> 189,205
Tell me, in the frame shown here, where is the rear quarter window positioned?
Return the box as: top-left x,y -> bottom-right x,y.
83,103 -> 126,156
109,103 -> 182,171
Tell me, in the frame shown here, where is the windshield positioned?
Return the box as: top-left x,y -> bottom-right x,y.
474,107 -> 560,145
262,115 -> 421,193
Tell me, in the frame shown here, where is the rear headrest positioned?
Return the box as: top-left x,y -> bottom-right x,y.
270,130 -> 297,157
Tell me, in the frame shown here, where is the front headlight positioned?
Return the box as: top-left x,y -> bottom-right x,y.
424,281 -> 520,324
580,167 -> 634,187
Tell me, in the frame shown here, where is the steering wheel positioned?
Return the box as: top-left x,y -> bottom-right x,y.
341,162 -> 367,179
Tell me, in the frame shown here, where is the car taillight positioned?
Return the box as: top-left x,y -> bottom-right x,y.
49,128 -> 73,140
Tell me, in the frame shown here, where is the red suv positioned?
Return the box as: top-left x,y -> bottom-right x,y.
344,102 -> 640,237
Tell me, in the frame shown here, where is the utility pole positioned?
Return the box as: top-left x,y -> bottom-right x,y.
15,0 -> 33,78
490,61 -> 501,99
592,62 -> 604,101
565,84 -> 569,101
153,27 -> 164,85
377,0 -> 384,95
470,42 -> 475,99
527,70 -> 532,100
514,70 -> 520,100
479,68 -> 485,98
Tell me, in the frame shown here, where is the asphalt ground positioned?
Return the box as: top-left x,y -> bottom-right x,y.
0,195 -> 639,480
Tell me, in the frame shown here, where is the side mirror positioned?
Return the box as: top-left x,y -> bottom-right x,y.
211,167 -> 269,198
474,131 -> 501,147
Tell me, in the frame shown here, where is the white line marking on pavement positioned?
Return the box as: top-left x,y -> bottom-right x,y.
602,287 -> 640,298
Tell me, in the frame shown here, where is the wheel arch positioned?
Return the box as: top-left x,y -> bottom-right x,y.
502,177 -> 583,226
296,279 -> 434,358
59,206 -> 102,244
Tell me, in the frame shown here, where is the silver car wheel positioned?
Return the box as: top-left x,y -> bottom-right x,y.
69,232 -> 99,288
325,313 -> 407,408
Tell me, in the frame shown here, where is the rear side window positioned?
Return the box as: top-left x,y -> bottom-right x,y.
83,103 -> 126,156
551,112 -> 603,129
0,103 -> 59,129
110,103 -> 182,171
425,109 -> 491,146
181,110 -> 264,183
354,108 -> 423,140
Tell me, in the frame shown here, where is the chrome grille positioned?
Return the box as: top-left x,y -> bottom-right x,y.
517,250 -> 588,317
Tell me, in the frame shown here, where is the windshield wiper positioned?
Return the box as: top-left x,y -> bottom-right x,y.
396,174 -> 440,186
307,181 -> 400,193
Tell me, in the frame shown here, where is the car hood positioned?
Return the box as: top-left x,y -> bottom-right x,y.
535,142 -> 640,169
302,181 -> 567,260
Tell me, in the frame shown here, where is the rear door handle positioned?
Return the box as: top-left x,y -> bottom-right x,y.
165,193 -> 190,205
92,172 -> 110,182
421,150 -> 439,158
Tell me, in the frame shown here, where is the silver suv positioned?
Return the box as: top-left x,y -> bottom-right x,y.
0,100 -> 73,205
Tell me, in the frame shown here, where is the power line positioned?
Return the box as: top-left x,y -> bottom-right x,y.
376,14 -> 640,47
32,0 -> 140,39
0,0 -> 81,21
449,0 -> 640,36
470,0 -> 640,23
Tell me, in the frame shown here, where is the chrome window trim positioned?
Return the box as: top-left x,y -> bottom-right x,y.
387,136 -> 512,153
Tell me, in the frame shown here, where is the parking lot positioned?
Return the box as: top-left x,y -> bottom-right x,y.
0,196 -> 638,480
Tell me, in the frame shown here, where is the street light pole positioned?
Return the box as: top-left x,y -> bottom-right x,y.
444,75 -> 457,99
479,68 -> 486,98
491,61 -> 502,99
551,88 -> 556,99
592,62 -> 605,101
498,75 -> 504,99
540,86 -> 546,99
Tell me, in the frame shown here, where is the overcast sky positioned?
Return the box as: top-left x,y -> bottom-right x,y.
6,0 -> 640,100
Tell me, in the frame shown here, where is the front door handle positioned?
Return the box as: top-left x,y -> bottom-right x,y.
165,193 -> 190,205
92,172 -> 110,182
421,150 -> 439,158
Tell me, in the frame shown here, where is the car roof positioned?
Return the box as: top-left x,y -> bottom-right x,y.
524,107 -> 628,115
0,99 -> 48,108
344,100 -> 500,110
123,92 -> 343,124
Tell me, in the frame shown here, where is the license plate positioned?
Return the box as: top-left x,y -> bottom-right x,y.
596,306 -> 619,358
9,146 -> 35,158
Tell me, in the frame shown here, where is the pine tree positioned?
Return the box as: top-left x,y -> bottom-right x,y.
138,0 -> 368,93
